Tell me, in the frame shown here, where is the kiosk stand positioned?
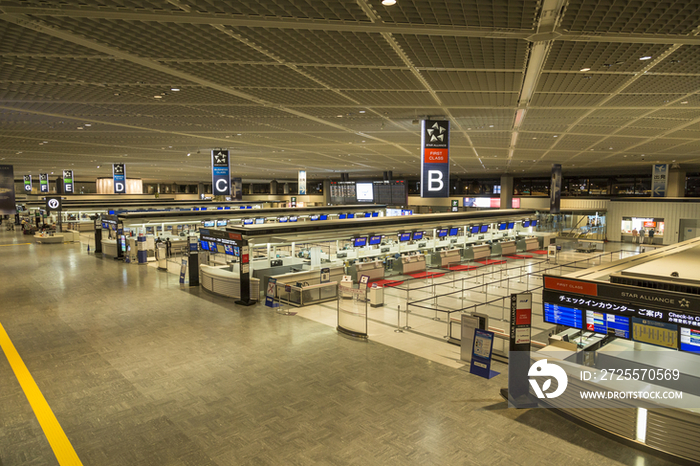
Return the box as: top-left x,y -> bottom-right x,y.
187,236 -> 199,286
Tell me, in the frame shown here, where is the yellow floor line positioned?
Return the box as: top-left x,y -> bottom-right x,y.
0,243 -> 32,247
0,323 -> 83,466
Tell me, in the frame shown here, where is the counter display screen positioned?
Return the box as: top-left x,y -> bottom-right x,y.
217,220 -> 227,227
632,318 -> 678,349
202,220 -> 215,227
470,225 -> 480,234
523,220 -> 530,227
449,227 -> 459,236
224,244 -> 234,255
200,240 -> 209,251
348,213 -> 355,219
255,218 -> 265,224
544,303 -> 583,329
507,222 -> 515,229
680,327 -> 700,353
369,235 -> 382,245
210,242 -> 218,253
353,237 -> 367,247
586,311 -> 630,339
320,214 -> 328,220
531,220 -> 538,227
310,215 -> 320,221
339,214 -> 347,219
437,229 -> 448,237
289,216 -> 298,222
243,218 -> 254,225
412,231 -> 423,241
364,212 -> 371,218
372,212 -> 379,217
480,225 -> 489,233
278,217 -> 288,223
398,233 -> 411,242
498,223 -> 506,231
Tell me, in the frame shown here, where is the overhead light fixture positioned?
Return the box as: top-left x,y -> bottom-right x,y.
580,67 -> 590,72
681,101 -> 688,104
84,123 -> 91,127
154,95 -> 162,99
359,110 -> 366,114
382,0 -> 396,5
171,88 -> 180,91
510,132 -> 519,146
639,56 -> 652,60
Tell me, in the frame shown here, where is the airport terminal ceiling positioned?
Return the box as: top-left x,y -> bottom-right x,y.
2,0 -> 700,183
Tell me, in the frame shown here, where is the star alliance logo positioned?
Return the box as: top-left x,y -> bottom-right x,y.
213,151 -> 228,165
426,122 -> 447,143
679,298 -> 690,308
113,164 -> 124,174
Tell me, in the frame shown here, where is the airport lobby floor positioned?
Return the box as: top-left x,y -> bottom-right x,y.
0,230 -> 676,466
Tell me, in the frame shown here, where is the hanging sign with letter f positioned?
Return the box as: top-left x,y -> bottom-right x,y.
420,120 -> 450,197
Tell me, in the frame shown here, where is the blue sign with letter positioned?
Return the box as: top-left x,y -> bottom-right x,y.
113,163 -> 126,194
211,149 -> 231,196
420,120 -> 450,198
469,329 -> 497,379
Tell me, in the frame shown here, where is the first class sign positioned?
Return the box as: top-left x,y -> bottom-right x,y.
420,120 -> 450,198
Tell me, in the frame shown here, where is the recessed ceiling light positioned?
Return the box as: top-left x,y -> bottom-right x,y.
171,88 -> 180,91
382,0 -> 396,5
489,124 -> 494,128
639,56 -> 652,60
553,135 -> 558,138
359,110 -> 366,114
154,95 -> 162,99
681,101 -> 688,104
187,153 -> 191,156
337,115 -> 343,118
580,68 -> 590,72
77,127 -> 83,130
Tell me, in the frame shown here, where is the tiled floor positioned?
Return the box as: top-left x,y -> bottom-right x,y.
0,230 -> 674,465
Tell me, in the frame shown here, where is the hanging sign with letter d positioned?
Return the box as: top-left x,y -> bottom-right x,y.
420,120 -> 450,198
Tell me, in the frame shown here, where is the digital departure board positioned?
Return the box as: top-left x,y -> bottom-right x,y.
680,327 -> 700,353
632,318 -> 678,349
585,311 -> 630,339
544,303 -> 583,329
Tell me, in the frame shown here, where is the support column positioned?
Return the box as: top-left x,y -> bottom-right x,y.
197,183 -> 204,197
500,175 -> 513,209
270,180 -> 278,195
667,167 -> 686,197
323,179 -> 331,205
283,183 -> 289,194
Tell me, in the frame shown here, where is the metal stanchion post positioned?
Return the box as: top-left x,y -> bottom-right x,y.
461,277 -> 465,301
395,304 -> 403,333
518,265 -> 523,284
403,303 -> 412,330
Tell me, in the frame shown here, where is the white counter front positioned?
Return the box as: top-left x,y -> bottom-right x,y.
200,264 -> 260,300
34,234 -> 64,244
102,239 -> 118,257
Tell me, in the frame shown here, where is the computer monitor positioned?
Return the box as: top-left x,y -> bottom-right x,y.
320,214 -> 328,220
243,218 -> 254,225
412,231 -> 423,241
289,216 -> 298,222
339,214 -> 347,219
480,225 -> 489,233
507,222 -> 515,230
449,227 -> 459,236
255,218 -> 265,224
278,216 -> 288,223
522,220 -> 530,228
310,215 -> 320,221
348,213 -> 355,219
437,228 -> 448,238
531,220 -> 538,227
200,240 -> 209,251
372,212 -> 379,217
369,235 -> 382,245
470,225 -> 480,234
217,220 -> 227,227
224,244 -> 234,255
209,242 -> 218,253
364,212 -> 371,218
398,232 -> 411,242
498,223 -> 506,231
353,237 -> 367,247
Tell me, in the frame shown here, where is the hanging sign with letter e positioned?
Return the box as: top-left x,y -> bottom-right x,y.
211,149 -> 231,196
421,120 -> 450,197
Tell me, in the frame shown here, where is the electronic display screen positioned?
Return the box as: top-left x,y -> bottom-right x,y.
586,311 -> 630,339
210,242 -> 218,253
243,218 -> 253,225
310,215 -> 320,221
544,303 -> 583,329
108,210 -> 115,215
320,214 -> 328,220
508,222 -> 515,229
369,235 -> 382,245
203,220 -> 215,227
680,327 -> 700,353
364,212 -> 371,218
255,218 -> 265,224
437,229 -> 448,238
348,213 -> 355,219
356,182 -> 374,202
217,220 -> 227,227
632,318 -> 678,349
200,240 -> 209,251
224,244 -> 234,255
480,225 -> 489,233
470,225 -> 480,234
233,246 -> 240,256
398,233 -> 411,242
278,216 -> 288,223
339,214 -> 346,219
449,227 -> 459,236
498,223 -> 506,231
523,220 -> 530,228
412,231 -> 423,241
531,220 -> 538,227
372,212 -> 379,217
353,237 -> 367,247
289,216 -> 298,222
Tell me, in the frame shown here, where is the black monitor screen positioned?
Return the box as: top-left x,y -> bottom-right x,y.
498,223 -> 506,231
348,213 -> 355,219
449,227 -> 459,236
437,229 -> 448,238
522,220 -> 530,227
544,303 -> 583,329
470,225 -> 480,234
681,327 -> 700,354
398,233 -> 411,242
339,214 -> 347,219
369,235 -> 382,245
320,214 -> 328,220
480,225 -> 489,233
507,222 -> 515,229
353,237 -> 367,247
412,231 -> 423,241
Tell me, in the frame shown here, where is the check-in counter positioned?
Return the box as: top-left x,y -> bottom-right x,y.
398,254 -> 426,275
200,264 -> 260,300
349,260 -> 385,282
517,237 -> 539,252
34,233 -> 64,244
462,244 -> 490,261
267,266 -> 345,298
102,239 -> 118,257
432,249 -> 461,268
491,240 -> 516,256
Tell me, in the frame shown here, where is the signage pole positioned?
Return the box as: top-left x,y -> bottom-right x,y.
236,239 -> 254,306
504,292 -> 537,408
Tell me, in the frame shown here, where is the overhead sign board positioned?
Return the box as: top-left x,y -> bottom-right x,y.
46,196 -> 62,212
23,175 -> 32,192
113,163 -> 126,194
420,120 -> 450,198
550,164 -> 562,213
0,165 -> 16,215
652,163 -> 668,197
40,173 -> 49,193
63,169 -> 74,194
298,170 -> 307,195
211,149 -> 231,196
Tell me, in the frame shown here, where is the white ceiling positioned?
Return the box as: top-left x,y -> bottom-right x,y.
1,0 -> 700,183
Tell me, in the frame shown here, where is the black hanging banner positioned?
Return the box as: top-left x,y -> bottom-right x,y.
40,173 -> 49,193
0,165 -> 16,215
550,164 -> 562,214
63,169 -> 74,194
